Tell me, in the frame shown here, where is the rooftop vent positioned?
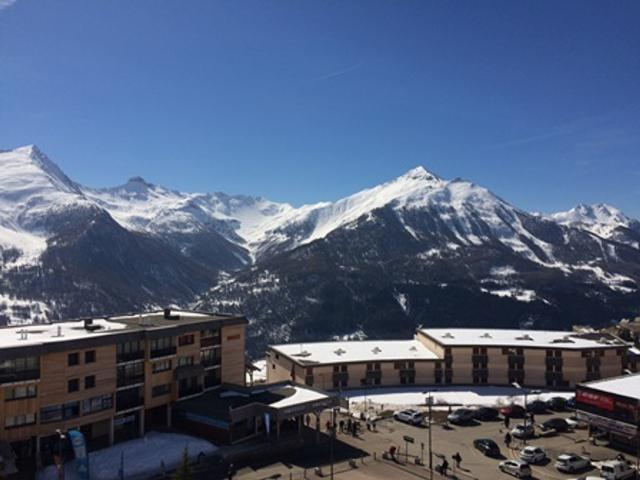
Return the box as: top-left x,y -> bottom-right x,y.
409,346 -> 418,352
17,329 -> 28,341
372,347 -> 382,354
442,332 -> 454,339
480,332 -> 492,338
293,350 -> 312,358
52,325 -> 63,338
551,336 -> 575,344
163,308 -> 180,320
334,348 -> 346,356
515,334 -> 534,341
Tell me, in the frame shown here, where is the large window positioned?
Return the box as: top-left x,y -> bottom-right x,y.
68,353 -> 79,366
178,334 -> 195,346
200,348 -> 221,368
177,356 -> 194,367
117,340 -> 145,363
5,413 -> 36,428
0,356 -> 40,383
85,350 -> 96,363
5,384 -> 37,401
82,394 -> 113,414
117,362 -> 144,387
150,337 -> 176,358
200,328 -> 221,347
152,384 -> 171,397
152,359 -> 172,373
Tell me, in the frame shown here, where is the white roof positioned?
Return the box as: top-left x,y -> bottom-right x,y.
0,319 -> 128,349
420,328 -> 623,349
582,374 -> 640,399
270,386 -> 329,409
270,339 -> 439,365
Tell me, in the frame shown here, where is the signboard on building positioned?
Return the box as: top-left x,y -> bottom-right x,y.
576,389 -> 615,411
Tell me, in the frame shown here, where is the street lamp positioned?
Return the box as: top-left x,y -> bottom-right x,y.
55,429 -> 66,480
423,390 -> 436,480
511,383 -> 540,447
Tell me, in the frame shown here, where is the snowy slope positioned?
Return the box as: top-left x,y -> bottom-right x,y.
0,145 -> 92,266
550,203 -> 634,239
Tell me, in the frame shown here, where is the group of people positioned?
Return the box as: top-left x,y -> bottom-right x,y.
387,447 -> 462,476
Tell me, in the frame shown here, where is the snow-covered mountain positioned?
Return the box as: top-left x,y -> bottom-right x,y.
549,203 -> 640,249
1,145 -> 639,352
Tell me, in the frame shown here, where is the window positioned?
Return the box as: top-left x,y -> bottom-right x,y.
152,384 -> 171,397
5,413 -> 36,428
200,348 -> 221,367
306,367 -> 313,375
333,365 -> 340,373
85,350 -> 96,363
5,384 -> 37,401
408,361 -> 415,369
116,340 -> 145,362
117,362 -> 145,387
40,404 -> 63,423
152,359 -> 172,373
82,394 -> 113,414
85,375 -> 96,389
177,356 -> 194,367
68,353 -> 79,366
150,337 -> 175,357
201,328 -> 220,339
340,365 -> 347,373
63,401 -> 80,419
68,378 -> 79,393
178,334 -> 195,346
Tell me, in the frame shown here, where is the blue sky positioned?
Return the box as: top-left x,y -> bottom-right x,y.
1,0 -> 639,216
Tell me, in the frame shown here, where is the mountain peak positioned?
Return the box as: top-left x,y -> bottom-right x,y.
400,165 -> 441,182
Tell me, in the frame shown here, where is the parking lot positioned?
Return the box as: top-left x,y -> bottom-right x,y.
333,407 -> 635,480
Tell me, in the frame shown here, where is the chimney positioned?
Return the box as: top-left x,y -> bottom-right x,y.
84,318 -> 93,330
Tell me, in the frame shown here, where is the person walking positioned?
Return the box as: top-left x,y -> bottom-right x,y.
441,458 -> 449,476
339,419 -> 345,433
504,432 -> 512,449
452,452 -> 462,468
504,414 -> 510,428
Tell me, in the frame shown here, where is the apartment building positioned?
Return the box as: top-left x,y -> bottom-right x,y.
0,309 -> 246,462
267,328 -> 629,391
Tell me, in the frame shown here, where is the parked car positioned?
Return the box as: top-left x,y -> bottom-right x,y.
500,404 -> 526,418
519,446 -> 547,464
566,415 -> 587,429
555,454 -> 590,473
599,460 -> 636,480
499,460 -> 532,478
511,423 -> 535,439
448,408 -> 476,425
393,409 -> 423,426
474,407 -> 500,421
566,396 -> 577,409
474,438 -> 501,457
546,396 -> 568,411
541,417 -> 570,432
526,400 -> 548,414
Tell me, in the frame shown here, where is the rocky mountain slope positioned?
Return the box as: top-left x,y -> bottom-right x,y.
1,145 -> 639,354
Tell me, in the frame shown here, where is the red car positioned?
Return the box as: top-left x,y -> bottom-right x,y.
499,404 -> 526,418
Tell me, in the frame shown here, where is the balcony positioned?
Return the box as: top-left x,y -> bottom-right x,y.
174,364 -> 205,381
545,357 -> 563,368
178,384 -> 203,398
116,351 -> 145,364
399,368 -> 416,376
365,370 -> 382,380
200,336 -> 221,348
201,355 -> 221,368
116,392 -> 144,412
472,354 -> 488,363
117,374 -> 145,388
150,346 -> 177,359
0,369 -> 40,384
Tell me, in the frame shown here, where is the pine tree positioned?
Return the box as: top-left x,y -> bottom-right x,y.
172,445 -> 191,480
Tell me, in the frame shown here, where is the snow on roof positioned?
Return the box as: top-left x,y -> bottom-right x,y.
0,319 -> 127,349
582,374 -> 640,400
270,386 -> 329,409
270,339 -> 439,365
420,328 -> 624,349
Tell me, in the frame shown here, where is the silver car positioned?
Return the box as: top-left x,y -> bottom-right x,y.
499,460 -> 532,478
519,446 -> 546,464
555,454 -> 590,473
393,409 -> 423,425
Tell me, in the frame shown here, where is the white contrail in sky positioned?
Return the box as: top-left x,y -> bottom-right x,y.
316,62 -> 363,81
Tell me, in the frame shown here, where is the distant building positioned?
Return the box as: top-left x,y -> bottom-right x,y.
576,373 -> 640,449
267,328 -> 631,390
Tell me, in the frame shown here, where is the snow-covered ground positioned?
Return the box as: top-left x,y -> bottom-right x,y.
344,386 -> 574,414
36,432 -> 217,480
247,358 -> 267,384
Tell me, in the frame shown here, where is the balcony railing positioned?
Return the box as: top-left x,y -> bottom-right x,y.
116,351 -> 145,364
0,369 -> 40,384
116,395 -> 144,412
117,374 -> 145,388
178,385 -> 203,398
332,372 -> 349,382
200,337 -> 221,348
201,356 -> 221,368
150,346 -> 177,359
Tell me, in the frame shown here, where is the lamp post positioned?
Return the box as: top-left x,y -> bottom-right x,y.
511,382 -> 528,446
423,390 -> 436,480
55,429 -> 66,480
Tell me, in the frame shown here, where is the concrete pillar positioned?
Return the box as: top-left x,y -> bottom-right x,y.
139,410 -> 145,438
166,404 -> 172,428
276,420 -> 281,440
108,417 -> 115,445
315,413 -> 320,444
298,415 -> 302,435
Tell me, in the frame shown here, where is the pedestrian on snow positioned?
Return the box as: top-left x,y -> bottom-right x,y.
529,412 -> 535,424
